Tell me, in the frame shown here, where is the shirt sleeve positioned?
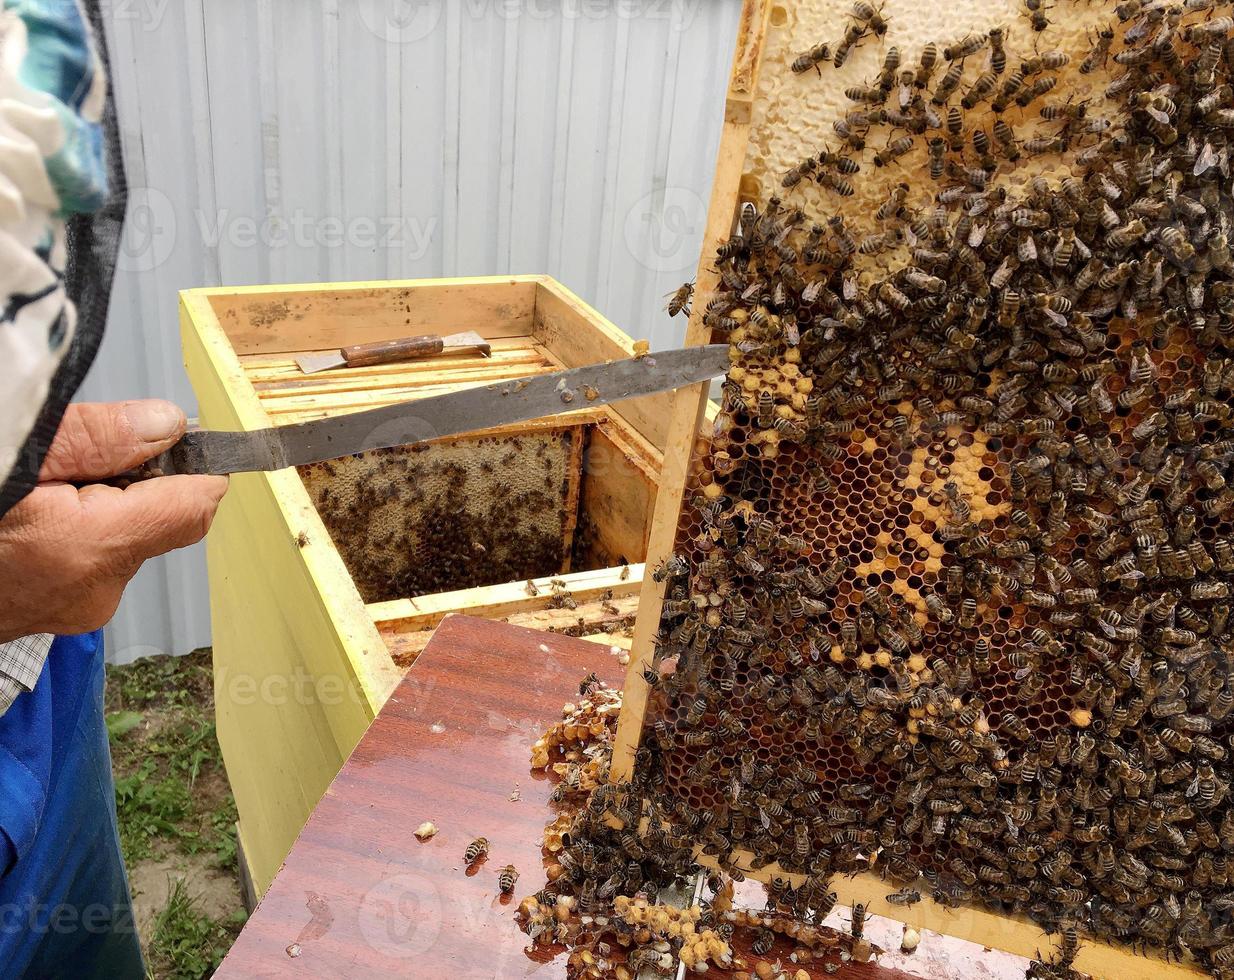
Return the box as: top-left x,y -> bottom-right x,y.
0,1 -> 108,509
0,633 -> 52,718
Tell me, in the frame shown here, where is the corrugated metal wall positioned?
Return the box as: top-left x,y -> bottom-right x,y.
78,0 -> 741,662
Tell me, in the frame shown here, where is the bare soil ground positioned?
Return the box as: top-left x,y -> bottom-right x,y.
105,648 -> 247,978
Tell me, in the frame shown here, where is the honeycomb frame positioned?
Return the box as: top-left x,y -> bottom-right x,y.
612,1 -> 1234,975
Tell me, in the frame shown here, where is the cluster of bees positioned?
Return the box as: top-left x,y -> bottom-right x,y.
627,0 -> 1234,974
298,435 -> 569,602
520,892 -> 735,978
520,677 -> 729,974
519,677 -> 876,976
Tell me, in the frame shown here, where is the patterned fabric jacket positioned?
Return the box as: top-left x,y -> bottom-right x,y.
0,0 -> 107,513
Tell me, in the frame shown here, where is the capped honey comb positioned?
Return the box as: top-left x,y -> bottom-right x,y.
626,1 -> 1234,973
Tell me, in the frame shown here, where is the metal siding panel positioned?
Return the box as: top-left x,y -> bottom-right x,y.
396,3 -> 449,278
507,14 -> 561,273
598,11 -> 678,341
495,14 -> 521,271
201,3 -> 269,286
335,6 -> 392,283
269,0 -> 328,282
84,0 -> 740,661
553,13 -> 618,296
592,11 -> 632,318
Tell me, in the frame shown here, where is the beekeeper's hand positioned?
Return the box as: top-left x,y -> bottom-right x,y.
0,401 -> 228,642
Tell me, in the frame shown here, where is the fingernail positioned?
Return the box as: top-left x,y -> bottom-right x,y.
125,401 -> 184,442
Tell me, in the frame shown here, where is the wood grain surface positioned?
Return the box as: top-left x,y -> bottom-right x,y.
217,616 -> 1030,979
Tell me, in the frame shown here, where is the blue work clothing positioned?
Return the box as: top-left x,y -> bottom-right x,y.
0,631 -> 143,978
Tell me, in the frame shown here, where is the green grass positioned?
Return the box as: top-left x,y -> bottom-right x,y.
106,650 -> 237,868
145,879 -> 246,980
106,649 -> 246,979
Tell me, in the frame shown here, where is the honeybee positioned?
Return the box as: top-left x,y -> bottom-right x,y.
988,25 -> 1007,74
933,60 -> 965,104
665,281 -> 693,317
915,41 -> 939,88
927,136 -> 947,179
874,136 -> 915,167
944,32 -> 988,61
850,902 -> 867,938
851,1 -> 888,35
497,864 -> 520,894
464,837 -> 489,866
791,42 -> 832,74
833,22 -> 866,70
961,71 -> 997,109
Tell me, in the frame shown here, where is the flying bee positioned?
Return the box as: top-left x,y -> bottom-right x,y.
665,281 -> 693,317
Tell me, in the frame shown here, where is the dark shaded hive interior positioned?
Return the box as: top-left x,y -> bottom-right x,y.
300,430 -> 579,602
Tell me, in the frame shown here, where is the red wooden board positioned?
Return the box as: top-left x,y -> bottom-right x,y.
217,616 -> 1028,979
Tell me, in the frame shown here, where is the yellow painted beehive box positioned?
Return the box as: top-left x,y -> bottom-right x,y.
182,275 -> 676,895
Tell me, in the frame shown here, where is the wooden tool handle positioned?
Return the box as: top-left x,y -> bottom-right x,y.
341,335 -> 444,367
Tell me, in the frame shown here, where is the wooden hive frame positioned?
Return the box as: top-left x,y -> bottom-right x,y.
184,274 -> 691,895
610,2 -> 1208,976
